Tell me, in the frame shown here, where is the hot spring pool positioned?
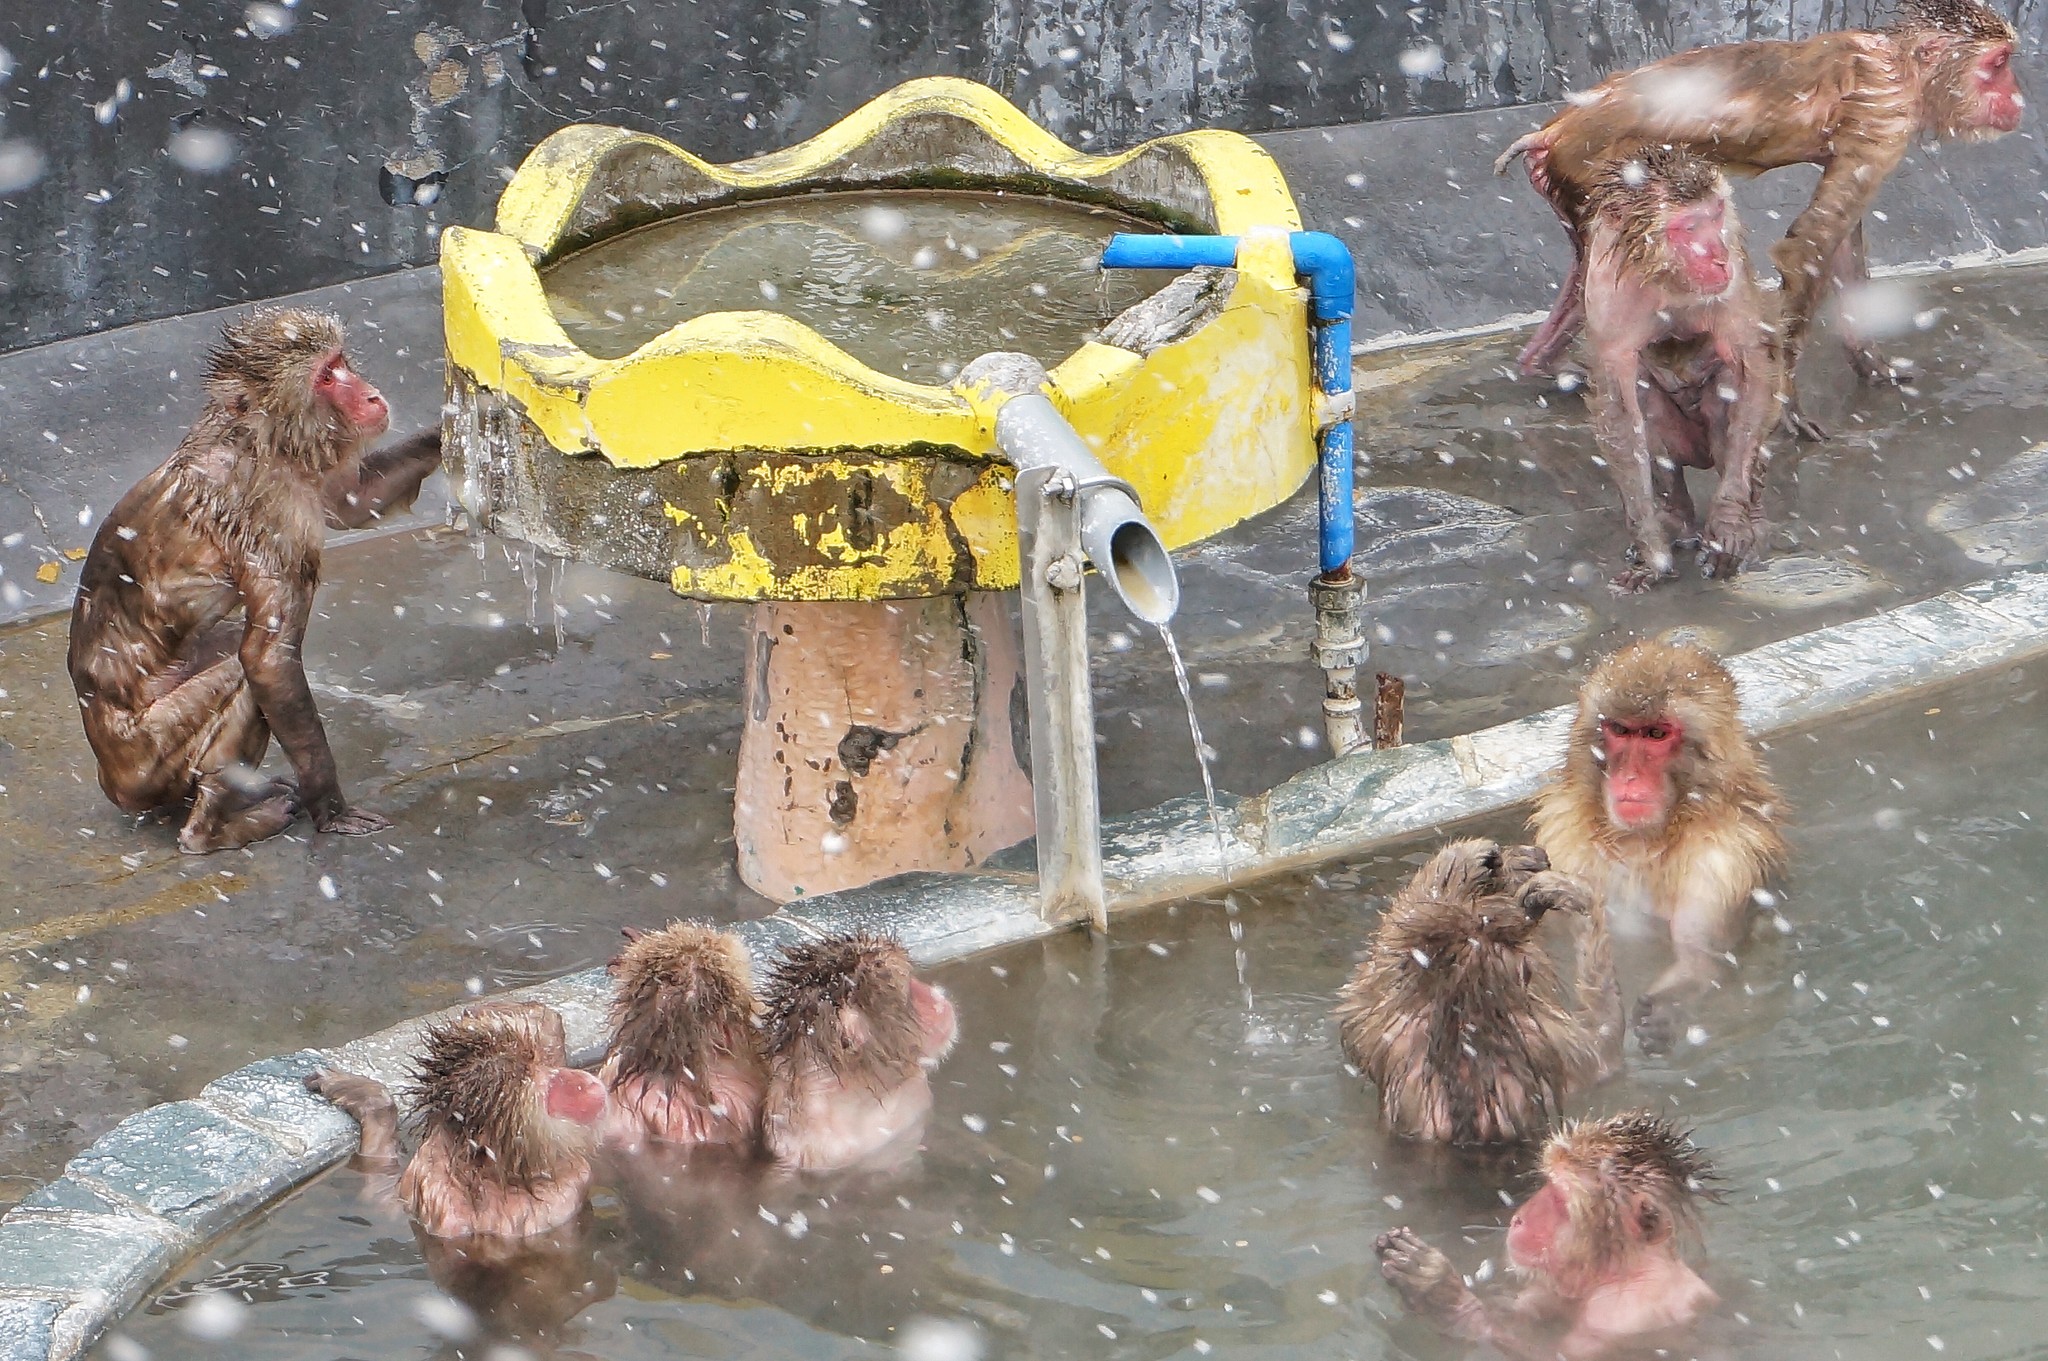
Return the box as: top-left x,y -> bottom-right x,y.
96,660 -> 2048,1360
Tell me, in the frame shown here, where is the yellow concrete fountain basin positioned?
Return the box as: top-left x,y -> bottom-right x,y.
440,76 -> 1315,602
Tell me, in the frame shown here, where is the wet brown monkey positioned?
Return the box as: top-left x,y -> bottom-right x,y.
1498,0 -> 2024,435
599,922 -> 768,1152
1576,145 -> 1777,591
760,931 -> 958,1172
68,307 -> 441,853
1530,640 -> 1786,1051
1336,839 -> 1622,1144
305,1000 -> 608,1238
1377,1111 -> 1723,1360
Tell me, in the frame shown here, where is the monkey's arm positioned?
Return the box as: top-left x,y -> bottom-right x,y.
304,1069 -> 404,1170
324,430 -> 442,530
1698,308 -> 1779,578
1375,1229 -> 1564,1361
1632,845 -> 1755,1049
1573,899 -> 1626,1081
235,571 -> 388,835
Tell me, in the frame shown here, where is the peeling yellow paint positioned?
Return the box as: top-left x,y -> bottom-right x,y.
444,75 -> 1315,604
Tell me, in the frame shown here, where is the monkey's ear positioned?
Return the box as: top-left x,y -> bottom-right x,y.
1628,1189 -> 1670,1244
839,1004 -> 873,1049
1913,30 -> 1957,62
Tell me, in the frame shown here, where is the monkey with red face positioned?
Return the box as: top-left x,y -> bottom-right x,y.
1530,640 -> 1786,1051
1499,0 -> 2025,437
69,307 -> 441,853
1578,145 -> 1777,592
1377,1111 -> 1722,1360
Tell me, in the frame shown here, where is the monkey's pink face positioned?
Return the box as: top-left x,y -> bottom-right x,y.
910,977 -> 958,1066
1599,717 -> 1684,832
1975,44 -> 2024,132
314,351 -> 391,437
1506,1179 -> 1571,1272
1664,202 -> 1732,296
544,1067 -> 608,1127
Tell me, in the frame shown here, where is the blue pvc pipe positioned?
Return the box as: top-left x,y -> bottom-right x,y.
1100,229 -> 1357,577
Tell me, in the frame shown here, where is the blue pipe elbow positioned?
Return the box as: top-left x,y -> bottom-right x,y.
1101,229 -> 1358,577
1287,231 -> 1355,324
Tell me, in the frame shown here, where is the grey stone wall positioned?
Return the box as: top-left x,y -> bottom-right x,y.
0,0 -> 1976,352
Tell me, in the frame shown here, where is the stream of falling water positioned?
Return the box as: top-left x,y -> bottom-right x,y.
1157,624 -> 1261,1023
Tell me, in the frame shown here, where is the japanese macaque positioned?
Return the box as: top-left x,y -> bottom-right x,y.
1377,1111 -> 1722,1361
68,307 -> 442,853
1577,145 -> 1777,591
760,932 -> 958,1172
1498,0 -> 2024,436
599,922 -> 768,1152
305,1000 -> 608,1238
1336,839 -> 1622,1145
1530,640 -> 1785,1051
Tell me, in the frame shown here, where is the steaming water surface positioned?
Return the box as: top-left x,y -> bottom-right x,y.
98,663 -> 2048,1360
540,190 -> 1170,385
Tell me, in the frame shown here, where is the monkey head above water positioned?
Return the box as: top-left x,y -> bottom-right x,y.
68,306 -> 441,853
1530,639 -> 1786,1051
306,1001 -> 607,1239
760,931 -> 958,1172
1335,839 -> 1622,1145
600,922 -> 767,1152
1377,1111 -> 1723,1361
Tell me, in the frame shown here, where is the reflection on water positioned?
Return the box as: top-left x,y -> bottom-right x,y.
99,664 -> 2048,1360
540,190 -> 1170,384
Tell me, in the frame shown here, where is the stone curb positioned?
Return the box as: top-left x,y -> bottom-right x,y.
7,564 -> 2048,1360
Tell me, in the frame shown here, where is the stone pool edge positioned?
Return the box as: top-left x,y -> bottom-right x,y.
7,564 -> 2048,1360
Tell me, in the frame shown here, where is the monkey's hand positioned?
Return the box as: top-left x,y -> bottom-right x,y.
1631,993 -> 1682,1055
1516,870 -> 1590,921
1699,506 -> 1760,580
1496,844 -> 1551,892
305,1068 -> 403,1167
317,805 -> 394,836
1376,1228 -> 1479,1322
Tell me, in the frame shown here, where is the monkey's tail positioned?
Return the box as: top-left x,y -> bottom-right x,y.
1493,131 -> 1547,177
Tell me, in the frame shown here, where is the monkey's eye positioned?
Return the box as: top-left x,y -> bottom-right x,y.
1602,719 -> 1633,740
1642,725 -> 1671,742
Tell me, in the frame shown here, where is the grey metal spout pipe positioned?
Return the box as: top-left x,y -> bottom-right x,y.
994,392 -> 1181,626
960,353 -> 1182,932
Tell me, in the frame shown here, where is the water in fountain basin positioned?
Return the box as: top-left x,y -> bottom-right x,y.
540,190 -> 1172,385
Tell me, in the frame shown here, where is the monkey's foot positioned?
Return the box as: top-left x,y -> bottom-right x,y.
1849,347 -> 1906,387
1608,565 -> 1672,594
177,788 -> 300,855
1631,994 -> 1681,1055
1778,403 -> 1827,442
317,805 -> 395,837
1375,1228 -> 1477,1320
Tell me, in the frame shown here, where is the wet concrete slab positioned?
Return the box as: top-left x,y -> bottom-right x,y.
4,252 -> 2048,1211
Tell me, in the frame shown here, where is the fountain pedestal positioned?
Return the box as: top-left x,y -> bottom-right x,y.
734,592 -> 1033,902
